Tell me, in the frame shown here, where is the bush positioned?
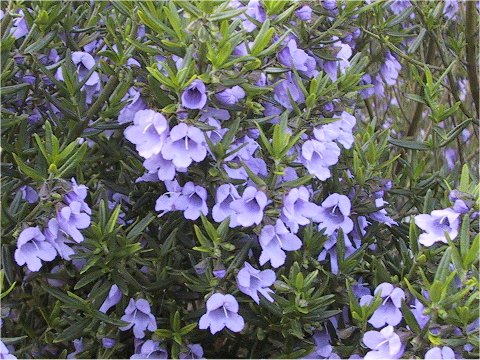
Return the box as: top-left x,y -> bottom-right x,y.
1,1 -> 478,359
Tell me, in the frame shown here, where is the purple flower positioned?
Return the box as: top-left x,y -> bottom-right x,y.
318,231 -> 357,275
259,219 -> 302,268
425,346 -> 456,360
199,293 -> 245,334
443,0 -> 459,20
273,72 -> 305,109
212,184 -> 241,225
143,152 -> 181,182
369,198 -> 397,227
390,0 -> 412,15
44,218 -> 74,260
0,340 -> 17,359
118,88 -> 147,124
215,86 -> 245,105
10,10 -> 28,39
176,182 -> 208,220
415,208 -> 460,247
99,284 -> 122,313
363,326 -> 404,359
67,338 -> 84,359
181,80 -> 207,109
161,123 -> 207,168
322,42 -> 352,81
237,262 -> 276,304
14,226 -> 56,272
312,194 -> 354,236
361,282 -> 405,328
295,5 -> 312,21
20,185 -> 38,203
57,201 -> 91,243
155,180 -> 183,217
179,344 -> 205,359
278,40 -> 317,78
304,330 -> 339,359
281,186 -> 318,233
380,52 -> 402,86
242,0 -> 266,32
229,187 -> 268,227
313,111 -> 356,149
64,178 -> 91,215
124,110 -> 169,159
410,298 -> 430,329
102,338 -> 116,349
301,140 -> 340,180
130,340 -> 168,359
120,298 -> 157,339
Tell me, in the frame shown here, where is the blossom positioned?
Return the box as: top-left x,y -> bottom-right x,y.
237,262 -> 276,304
181,80 -> 207,109
443,0 -> 459,20
118,88 -> 147,124
67,338 -> 84,359
363,326 -> 404,359
102,338 -> 116,349
281,186 -> 319,233
304,330 -> 340,359
278,39 -> 317,78
295,5 -> 312,21
0,340 -> 17,359
360,282 -> 405,328
14,226 -> 56,272
64,178 -> 91,215
44,218 -> 74,260
415,208 -> 460,246
120,298 -> 157,339
199,293 -> 245,334
130,340 -> 168,359
20,185 -> 38,203
212,184 -> 241,225
301,140 -> 340,180
143,152 -> 181,182
369,198 -> 397,227
242,0 -> 266,32
322,42 -> 352,81
124,110 -> 169,159
380,52 -> 402,86
161,123 -> 207,168
57,201 -> 91,243
229,187 -> 268,227
312,194 -> 354,236
410,298 -> 430,329
259,219 -> 302,268
155,180 -> 183,217
10,10 -> 28,39
99,284 -> 122,313
273,72 -> 305,109
313,111 -> 356,149
179,344 -> 205,359
425,346 -> 456,360
215,86 -> 245,105
318,231 -> 357,275
176,182 -> 208,220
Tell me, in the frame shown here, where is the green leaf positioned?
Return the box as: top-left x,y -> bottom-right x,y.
13,154 -> 45,181
127,213 -> 155,240
1,83 -> 30,95
400,298 -> 421,333
389,138 -> 430,151
24,31 -> 57,53
54,318 -> 92,343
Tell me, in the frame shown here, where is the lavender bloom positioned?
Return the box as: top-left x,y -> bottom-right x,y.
278,40 -> 317,78
237,262 -> 276,304
179,344 -> 205,359
99,284 -> 122,313
143,152 -> 181,182
67,338 -> 84,359
229,187 -> 268,227
281,187 -> 319,233
212,184 -> 241,225
124,110 -> 169,159
118,88 -> 147,124
0,340 -> 16,359
304,330 -> 339,359
380,52 -> 401,86
131,340 -> 168,359
224,136 -> 267,181
199,293 -> 245,334
425,346 -> 456,360
369,198 -> 398,227
361,282 -> 405,328
415,208 -> 460,247
363,326 -> 404,359
14,226 -> 56,272
242,0 -> 266,32
64,178 -> 91,215
176,182 -> 208,220
155,180 -> 183,217
181,80 -> 207,109
274,72 -> 305,109
102,338 -> 116,349
295,5 -> 312,21
313,111 -> 356,149
389,0 -> 412,15
318,231 -> 357,274
301,140 -> 340,181
259,219 -> 302,268
323,42 -> 352,81
120,298 -> 157,339
10,10 -> 28,39
57,201 -> 91,243
312,194 -> 354,236
44,218 -> 74,260
443,0 -> 459,20
161,123 -> 207,168
215,86 -> 246,105
20,185 -> 38,203
410,298 -> 430,329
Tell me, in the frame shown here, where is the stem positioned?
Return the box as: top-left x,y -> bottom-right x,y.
466,0 -> 479,118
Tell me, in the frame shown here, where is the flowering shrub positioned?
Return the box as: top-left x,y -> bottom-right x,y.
1,1 -> 479,359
